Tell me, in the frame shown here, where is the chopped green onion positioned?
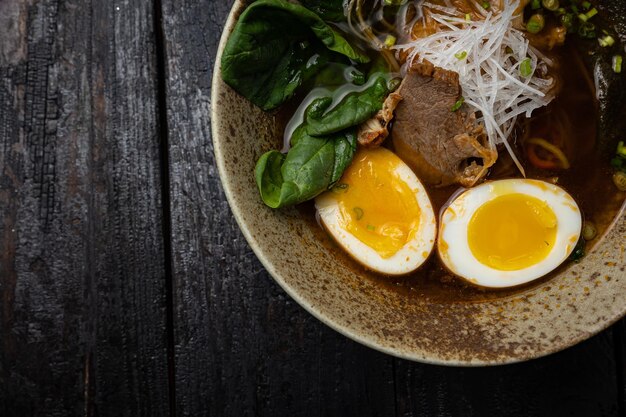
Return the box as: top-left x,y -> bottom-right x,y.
613,55 -> 623,73
482,1 -> 490,9
542,0 -> 559,11
520,58 -> 533,77
578,13 -> 588,22
455,50 -> 468,60
582,222 -> 597,240
571,4 -> 579,13
561,13 -> 574,31
531,0 -> 541,10
526,14 -> 545,34
451,96 -> 465,112
556,7 -> 566,15
598,35 -> 615,47
367,224 -> 376,231
353,207 -> 364,220
582,1 -> 591,9
465,13 -> 471,22
384,34 -> 397,47
617,141 -> 626,157
586,7 -> 598,19
578,22 -> 596,38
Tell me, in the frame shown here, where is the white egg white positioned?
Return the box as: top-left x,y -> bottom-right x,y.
438,179 -> 582,288
315,160 -> 437,275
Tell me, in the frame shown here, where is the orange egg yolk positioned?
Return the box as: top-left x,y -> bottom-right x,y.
331,147 -> 421,259
467,193 -> 557,271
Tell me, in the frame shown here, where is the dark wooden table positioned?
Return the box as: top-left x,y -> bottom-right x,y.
0,0 -> 625,416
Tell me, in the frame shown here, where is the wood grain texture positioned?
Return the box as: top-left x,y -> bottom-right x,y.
0,1 -> 170,416
160,0 -> 400,415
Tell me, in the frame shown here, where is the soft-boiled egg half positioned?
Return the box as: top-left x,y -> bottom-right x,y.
315,147 -> 437,275
438,179 -> 582,288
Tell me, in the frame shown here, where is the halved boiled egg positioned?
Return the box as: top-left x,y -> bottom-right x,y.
438,179 -> 582,288
315,147 -> 437,275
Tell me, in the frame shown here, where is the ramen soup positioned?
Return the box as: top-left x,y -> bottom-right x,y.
221,0 -> 626,298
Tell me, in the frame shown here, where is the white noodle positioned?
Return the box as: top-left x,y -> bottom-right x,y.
395,0 -> 555,175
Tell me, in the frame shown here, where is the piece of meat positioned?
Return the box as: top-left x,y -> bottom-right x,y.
391,61 -> 497,187
357,92 -> 402,148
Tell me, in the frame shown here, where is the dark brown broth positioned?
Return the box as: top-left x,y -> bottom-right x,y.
286,37 -> 625,304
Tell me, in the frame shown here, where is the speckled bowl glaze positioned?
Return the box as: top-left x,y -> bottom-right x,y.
211,0 -> 626,365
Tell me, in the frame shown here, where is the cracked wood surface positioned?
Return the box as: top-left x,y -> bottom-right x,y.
0,0 -> 624,416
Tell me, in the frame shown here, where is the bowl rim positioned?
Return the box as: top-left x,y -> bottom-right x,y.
211,0 -> 626,366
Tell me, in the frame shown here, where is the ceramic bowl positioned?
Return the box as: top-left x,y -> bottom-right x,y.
211,0 -> 626,365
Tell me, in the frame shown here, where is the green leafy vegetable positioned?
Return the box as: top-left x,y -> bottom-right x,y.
300,0 -> 347,22
255,107 -> 358,208
221,0 -> 370,111
306,77 -> 390,136
254,73 -> 392,208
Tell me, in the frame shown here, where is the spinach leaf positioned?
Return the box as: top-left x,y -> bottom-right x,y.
221,0 -> 369,111
306,76 -> 389,136
255,125 -> 357,208
300,0 -> 347,22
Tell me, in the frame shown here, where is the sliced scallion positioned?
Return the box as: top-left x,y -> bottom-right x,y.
531,0 -> 541,10
520,58 -> 533,77
455,50 -> 468,60
613,55 -> 623,73
586,8 -> 598,19
598,35 -> 615,47
451,96 -> 465,112
542,0 -> 559,12
384,34 -> 396,47
482,1 -> 490,9
526,14 -> 545,34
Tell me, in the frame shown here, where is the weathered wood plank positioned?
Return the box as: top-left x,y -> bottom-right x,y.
395,327 -> 622,417
0,1 -> 170,415
160,0 -> 398,415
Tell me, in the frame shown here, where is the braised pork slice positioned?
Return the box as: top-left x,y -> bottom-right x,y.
392,61 -> 497,187
357,92 -> 402,148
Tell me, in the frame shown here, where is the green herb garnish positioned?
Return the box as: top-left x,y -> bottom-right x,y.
384,35 -> 397,47
613,55 -> 623,74
542,0 -> 559,11
451,96 -> 465,112
598,35 -> 615,47
526,14 -> 545,34
455,50 -> 468,60
353,207 -> 364,220
519,58 -> 533,77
